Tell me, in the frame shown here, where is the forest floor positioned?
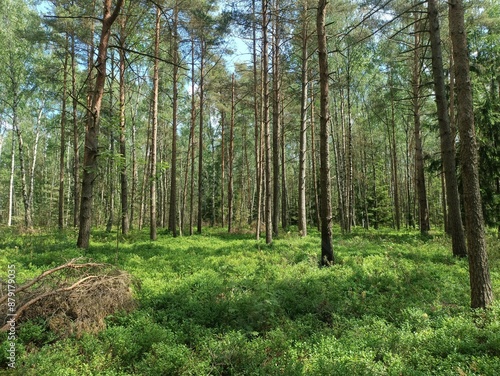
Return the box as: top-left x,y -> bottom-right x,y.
1,226 -> 500,375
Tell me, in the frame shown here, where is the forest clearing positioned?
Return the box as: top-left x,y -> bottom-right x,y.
1,227 -> 500,375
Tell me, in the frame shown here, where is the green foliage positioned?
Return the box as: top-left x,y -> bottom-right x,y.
1,227 -> 499,374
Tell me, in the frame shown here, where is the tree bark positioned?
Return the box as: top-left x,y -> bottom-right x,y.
168,2 -> 179,237
310,78 -> 321,230
272,0 -> 281,236
8,133 -> 15,227
150,6 -> 160,241
449,0 -> 493,308
412,13 -> 430,234
317,0 -> 334,266
77,0 -> 124,248
228,74 -> 235,233
14,109 -> 32,229
189,38 -> 196,236
262,0 -> 272,244
253,0 -> 263,240
118,16 -> 129,235
427,0 -> 467,257
389,72 -> 400,231
298,2 -> 308,236
197,40 -> 205,234
71,32 -> 80,228
59,37 -> 69,230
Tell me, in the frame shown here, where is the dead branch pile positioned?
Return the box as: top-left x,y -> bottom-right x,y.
0,258 -> 138,338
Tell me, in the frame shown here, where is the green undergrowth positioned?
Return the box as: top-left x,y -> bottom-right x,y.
1,226 -> 500,375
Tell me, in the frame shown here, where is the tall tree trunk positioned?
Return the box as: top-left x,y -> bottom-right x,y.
281,124 -> 288,230
71,32 -> 80,228
59,38 -> 69,230
189,38 -> 196,236
253,0 -> 263,240
118,17 -> 129,235
427,0 -> 467,257
105,53 -> 116,233
317,0 -> 334,266
449,0 -> 493,308
310,78 -> 321,230
263,0 -> 272,244
220,111 -> 225,228
8,133 -> 15,227
197,40 -> 205,234
345,49 -> 353,232
29,108 -> 42,226
298,2 -> 308,236
228,74 -> 235,233
14,110 -> 32,229
150,6 -> 160,241
130,98 -> 138,229
169,2 -> 179,237
389,72 -> 401,231
106,130 -> 115,233
77,0 -> 124,248
272,0 -> 281,236
412,13 -> 430,234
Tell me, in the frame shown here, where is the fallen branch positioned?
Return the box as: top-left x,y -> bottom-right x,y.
0,259 -> 137,337
0,258 -> 103,306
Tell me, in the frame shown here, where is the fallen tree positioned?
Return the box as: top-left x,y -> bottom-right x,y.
0,258 -> 137,337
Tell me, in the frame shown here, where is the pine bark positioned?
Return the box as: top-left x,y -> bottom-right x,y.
317,0 -> 334,265
449,0 -> 493,308
228,74 -> 235,233
427,0 -> 467,257
271,0 -> 280,236
197,40 -> 205,234
150,6 -> 160,241
118,17 -> 129,235
59,38 -> 69,230
298,8 -> 308,236
77,0 -> 124,248
168,2 -> 179,237
412,14 -> 430,234
71,32 -> 80,228
262,0 -> 272,244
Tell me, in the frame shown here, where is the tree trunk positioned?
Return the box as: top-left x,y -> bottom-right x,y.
220,111 -> 225,228
412,13 -> 430,234
118,18 -> 129,235
77,0 -> 124,248
71,32 -> 80,228
389,72 -> 401,231
14,111 -> 32,229
228,74 -> 235,233
346,50 -> 353,232
130,100 -> 138,229
427,0 -> 467,257
29,109 -> 42,226
272,0 -> 281,236
105,53 -> 116,233
449,0 -> 493,308
281,108 -> 288,230
197,40 -> 205,234
253,0 -> 263,240
310,79 -> 321,230
149,6 -> 160,241
298,2 -> 308,236
317,0 -> 334,266
262,0 -> 272,245
59,38 -> 69,230
8,133 -> 15,227
189,38 -> 196,236
168,2 -> 179,237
